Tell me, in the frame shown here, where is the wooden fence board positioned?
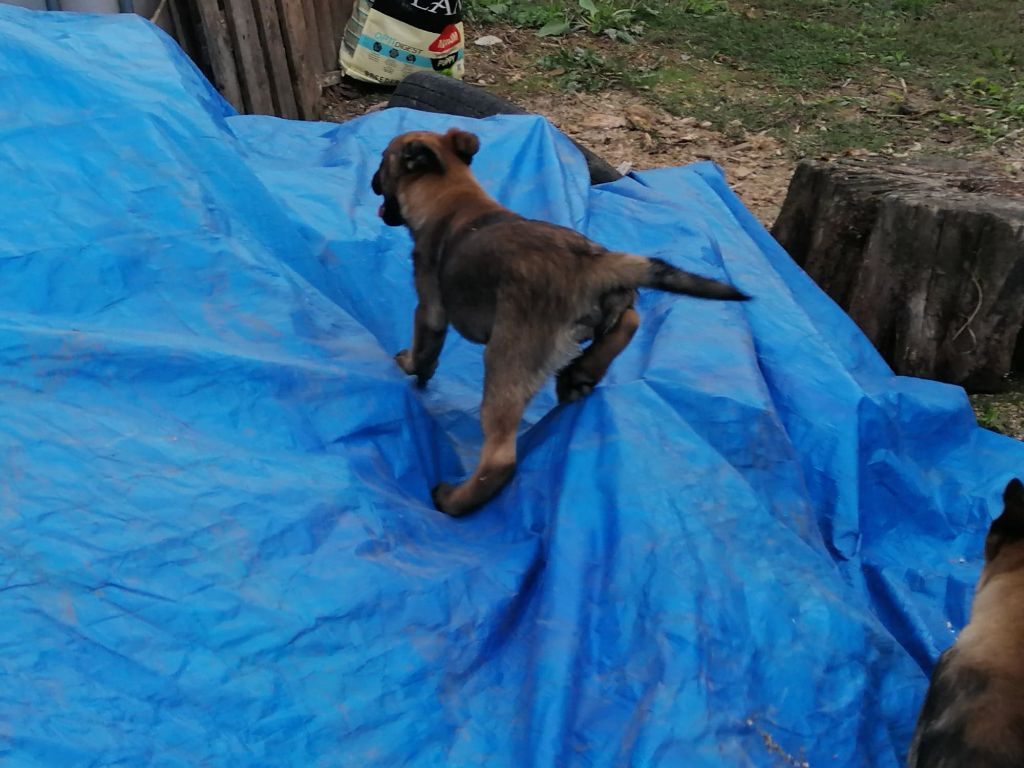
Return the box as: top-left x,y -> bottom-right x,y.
167,0 -> 358,119
177,0 -> 208,69
278,0 -> 321,119
253,0 -> 299,118
192,0 -> 244,110
334,0 -> 352,51
222,0 -> 274,114
296,0 -> 324,76
309,0 -> 336,72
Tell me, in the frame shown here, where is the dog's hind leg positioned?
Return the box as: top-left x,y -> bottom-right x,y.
556,306 -> 639,403
431,323 -> 552,517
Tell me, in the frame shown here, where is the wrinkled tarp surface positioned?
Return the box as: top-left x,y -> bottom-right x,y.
1,7 -> 1022,767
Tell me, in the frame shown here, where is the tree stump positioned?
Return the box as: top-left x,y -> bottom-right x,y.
771,157 -> 1024,393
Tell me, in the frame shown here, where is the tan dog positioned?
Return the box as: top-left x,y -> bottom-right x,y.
372,128 -> 748,516
908,477 -> 1024,767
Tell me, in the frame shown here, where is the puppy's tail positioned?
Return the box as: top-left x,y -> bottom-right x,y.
601,252 -> 750,301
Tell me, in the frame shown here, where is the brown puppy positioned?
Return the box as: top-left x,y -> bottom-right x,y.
372,127 -> 749,516
908,477 -> 1024,768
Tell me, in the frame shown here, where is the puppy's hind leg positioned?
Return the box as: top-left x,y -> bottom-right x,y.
556,306 -> 640,404
432,326 -> 552,517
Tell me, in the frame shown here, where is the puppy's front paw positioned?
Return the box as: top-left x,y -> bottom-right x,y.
394,349 -> 415,375
414,360 -> 438,388
431,482 -> 457,515
556,366 -> 597,404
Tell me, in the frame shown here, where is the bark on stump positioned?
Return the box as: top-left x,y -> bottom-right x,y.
772,157 -> 1024,393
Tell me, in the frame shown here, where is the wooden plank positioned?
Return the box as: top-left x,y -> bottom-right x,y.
222,0 -> 275,114
252,0 -> 299,119
193,0 -> 245,111
277,0 -> 321,119
318,69 -> 343,88
333,0 -> 354,52
297,0 -> 324,76
181,0 -> 218,89
167,0 -> 200,63
165,0 -> 189,58
309,0 -> 336,71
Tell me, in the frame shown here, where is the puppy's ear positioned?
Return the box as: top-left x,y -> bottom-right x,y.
371,168 -> 382,195
985,478 -> 1024,562
401,141 -> 445,175
446,128 -> 480,165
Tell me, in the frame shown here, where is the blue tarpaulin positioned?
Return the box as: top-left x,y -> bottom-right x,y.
1,7 -> 1022,766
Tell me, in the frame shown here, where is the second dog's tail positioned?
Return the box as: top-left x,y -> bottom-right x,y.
600,252 -> 750,301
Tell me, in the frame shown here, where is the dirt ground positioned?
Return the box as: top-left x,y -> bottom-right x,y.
320,22 -> 1023,441
322,36 -> 793,225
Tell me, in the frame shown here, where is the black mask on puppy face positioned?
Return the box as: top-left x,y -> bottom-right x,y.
368,166 -> 399,227
371,139 -> 448,228
371,163 -> 404,227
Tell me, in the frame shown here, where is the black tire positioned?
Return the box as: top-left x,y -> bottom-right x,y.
388,72 -> 623,186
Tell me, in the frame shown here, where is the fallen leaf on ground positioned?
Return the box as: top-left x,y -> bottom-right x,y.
581,113 -> 629,130
625,105 -> 659,132
474,35 -> 504,47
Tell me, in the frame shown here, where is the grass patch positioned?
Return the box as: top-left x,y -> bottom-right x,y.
539,46 -> 660,91
466,0 -> 1024,155
976,404 -> 1008,435
465,1 -> 562,28
468,0 -> 702,42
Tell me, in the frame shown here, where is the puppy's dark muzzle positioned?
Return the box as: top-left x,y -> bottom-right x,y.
371,168 -> 404,226
378,196 -> 404,226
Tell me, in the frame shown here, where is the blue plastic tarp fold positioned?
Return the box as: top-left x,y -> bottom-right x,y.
1,7 -> 1022,767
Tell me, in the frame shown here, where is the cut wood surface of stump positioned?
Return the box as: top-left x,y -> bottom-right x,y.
772,157 -> 1024,392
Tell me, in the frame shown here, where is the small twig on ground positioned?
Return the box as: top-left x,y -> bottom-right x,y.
952,271 -> 984,345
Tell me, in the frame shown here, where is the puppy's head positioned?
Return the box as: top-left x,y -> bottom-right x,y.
371,128 -> 480,227
981,478 -> 1024,579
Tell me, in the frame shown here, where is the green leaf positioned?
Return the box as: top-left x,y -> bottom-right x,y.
578,0 -> 598,13
536,19 -> 571,37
